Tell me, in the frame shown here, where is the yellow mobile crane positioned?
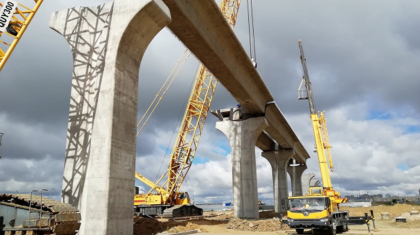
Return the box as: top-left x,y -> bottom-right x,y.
134,0 -> 244,217
0,0 -> 43,72
286,40 -> 349,235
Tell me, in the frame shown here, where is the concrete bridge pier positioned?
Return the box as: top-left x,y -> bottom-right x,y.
216,117 -> 268,219
50,0 -> 171,234
261,150 -> 294,214
287,164 -> 307,196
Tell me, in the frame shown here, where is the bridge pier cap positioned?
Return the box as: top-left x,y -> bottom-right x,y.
50,0 -> 171,235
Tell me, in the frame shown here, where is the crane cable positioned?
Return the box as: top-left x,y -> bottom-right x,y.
153,63 -> 201,183
136,49 -> 191,136
247,0 -> 257,68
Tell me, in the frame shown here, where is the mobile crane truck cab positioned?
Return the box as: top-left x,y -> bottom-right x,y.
287,192 -> 349,235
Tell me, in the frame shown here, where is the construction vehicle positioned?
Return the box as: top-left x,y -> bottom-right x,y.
286,40 -> 349,235
133,0 -> 244,218
133,172 -> 203,217
0,194 -> 81,235
0,0 -> 43,72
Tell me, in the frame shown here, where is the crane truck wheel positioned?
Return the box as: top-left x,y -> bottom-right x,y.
328,221 -> 337,235
296,228 -> 304,234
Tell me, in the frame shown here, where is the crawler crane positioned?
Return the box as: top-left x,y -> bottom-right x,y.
134,0 -> 244,218
286,40 -> 349,235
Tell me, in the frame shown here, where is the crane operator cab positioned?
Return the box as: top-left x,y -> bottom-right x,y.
309,186 -> 323,196
176,192 -> 191,205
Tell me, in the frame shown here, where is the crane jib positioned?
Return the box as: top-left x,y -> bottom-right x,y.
0,0 -> 17,32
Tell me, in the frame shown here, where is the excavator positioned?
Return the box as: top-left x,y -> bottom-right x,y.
286,40 -> 350,235
133,0 -> 245,218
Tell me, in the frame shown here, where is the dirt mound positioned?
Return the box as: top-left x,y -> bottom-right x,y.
226,218 -> 289,231
166,222 -> 207,233
133,217 -> 212,235
133,217 -> 167,235
259,210 -> 281,219
209,212 -> 234,220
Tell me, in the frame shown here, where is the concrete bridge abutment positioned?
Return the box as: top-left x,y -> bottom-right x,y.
50,1 -> 171,234
261,150 -> 294,214
216,117 -> 268,219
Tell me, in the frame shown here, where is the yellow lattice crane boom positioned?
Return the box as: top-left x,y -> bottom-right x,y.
165,0 -> 241,202
0,0 -> 43,72
134,0 -> 242,217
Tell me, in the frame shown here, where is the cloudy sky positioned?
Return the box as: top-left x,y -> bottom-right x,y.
1,0 -> 420,204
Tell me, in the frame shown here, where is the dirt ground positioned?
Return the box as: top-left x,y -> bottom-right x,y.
133,204 -> 420,235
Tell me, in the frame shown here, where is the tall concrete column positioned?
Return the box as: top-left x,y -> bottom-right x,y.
216,117 -> 268,219
287,164 -> 307,196
50,1 -> 171,234
261,150 -> 294,214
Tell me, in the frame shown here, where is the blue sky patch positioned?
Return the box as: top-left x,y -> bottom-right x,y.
193,156 -> 210,165
211,140 -> 231,155
397,163 -> 409,171
158,144 -> 169,152
367,110 -> 392,120
403,125 -> 420,134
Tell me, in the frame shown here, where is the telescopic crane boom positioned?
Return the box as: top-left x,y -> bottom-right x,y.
286,41 -> 349,235
298,40 -> 333,188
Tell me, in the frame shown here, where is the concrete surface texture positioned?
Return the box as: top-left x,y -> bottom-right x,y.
301,173 -> 315,196
49,0 -> 171,234
161,0 -> 309,164
262,150 -> 295,214
50,2 -> 115,209
216,117 -> 268,219
287,164 -> 307,196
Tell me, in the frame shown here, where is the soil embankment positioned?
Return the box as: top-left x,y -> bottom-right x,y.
133,204 -> 420,235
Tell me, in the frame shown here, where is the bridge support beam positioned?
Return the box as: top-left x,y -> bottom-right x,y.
216,117 -> 268,219
287,164 -> 307,196
50,1 -> 170,234
261,150 -> 294,214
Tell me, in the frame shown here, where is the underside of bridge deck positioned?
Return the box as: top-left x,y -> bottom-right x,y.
162,0 -> 309,163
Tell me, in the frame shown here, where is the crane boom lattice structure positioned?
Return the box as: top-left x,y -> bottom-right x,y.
0,0 -> 43,72
166,0 -> 241,201
161,0 -> 241,202
134,0 -> 242,217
